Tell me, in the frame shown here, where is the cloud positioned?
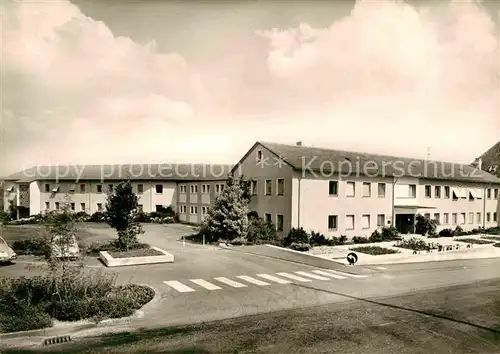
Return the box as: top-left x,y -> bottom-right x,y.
1,0 -> 498,175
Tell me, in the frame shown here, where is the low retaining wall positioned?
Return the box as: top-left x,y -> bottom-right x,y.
99,246 -> 174,267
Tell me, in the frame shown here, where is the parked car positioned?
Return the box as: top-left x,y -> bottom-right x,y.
0,237 -> 17,264
51,235 -> 80,260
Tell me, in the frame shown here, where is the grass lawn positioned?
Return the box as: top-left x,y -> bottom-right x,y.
454,238 -> 495,245
108,248 -> 164,258
349,246 -> 400,255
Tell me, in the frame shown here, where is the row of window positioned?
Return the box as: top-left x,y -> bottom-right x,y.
424,185 -> 499,200
327,214 -> 387,231
45,202 -> 103,212
178,205 -> 210,215
179,184 -> 224,194
250,179 -> 285,196
45,183 -> 115,194
328,181 -> 387,198
423,212 -> 498,225
263,213 -> 284,232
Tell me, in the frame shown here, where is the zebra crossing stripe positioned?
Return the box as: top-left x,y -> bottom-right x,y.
189,279 -> 222,290
276,272 -> 312,282
312,270 -> 347,279
323,269 -> 368,278
294,271 -> 331,280
257,274 -> 291,284
236,275 -> 270,286
163,281 -> 196,293
214,277 -> 248,288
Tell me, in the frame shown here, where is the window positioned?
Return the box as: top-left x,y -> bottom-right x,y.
137,184 -> 144,194
80,184 -> 86,193
189,185 -> 198,194
97,203 -> 102,211
201,207 -> 208,215
194,206 -> 198,214
216,184 -> 220,194
378,183 -> 386,197
494,212 -> 497,222
80,203 -> 85,212
265,213 -> 272,223
276,214 -> 284,232
156,184 -> 163,194
476,212 -> 481,223
434,213 -> 440,223
460,213 -> 466,225
452,213 -> 457,224
45,202 -> 50,210
409,184 -> 416,198
202,184 -> 210,194
52,185 -> 60,193
251,180 -> 258,196
495,189 -> 499,199
377,214 -> 385,227
362,215 -> 370,229
277,179 -> 285,196
468,212 -> 474,224
444,186 -> 450,199
265,180 -> 272,195
97,185 -> 103,193
329,181 -> 338,196
328,215 -> 338,230
220,184 -> 224,192
55,202 -> 60,210
486,212 -> 491,222
70,203 -> 75,211
443,213 -> 449,224
69,184 -> 76,192
180,185 -> 187,193
190,206 -> 194,214
108,184 -> 113,193
435,186 -> 441,198
346,182 -> 355,197
346,215 -> 355,230
138,204 -> 143,213
425,185 -> 431,198
362,183 -> 371,197
257,150 -> 262,161
44,184 -> 50,192
179,205 -> 185,214
487,188 -> 492,199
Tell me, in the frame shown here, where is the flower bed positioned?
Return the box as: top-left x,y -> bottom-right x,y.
454,238 -> 495,245
349,246 -> 400,255
0,269 -> 154,333
481,236 -> 500,241
108,248 -> 164,258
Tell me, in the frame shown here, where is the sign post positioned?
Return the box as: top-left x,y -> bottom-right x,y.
347,252 -> 358,266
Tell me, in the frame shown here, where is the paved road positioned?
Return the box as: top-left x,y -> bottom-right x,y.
7,278 -> 500,353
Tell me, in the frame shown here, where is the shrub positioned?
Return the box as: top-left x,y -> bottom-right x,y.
85,240 -> 148,255
246,218 -> 278,245
453,225 -> 464,236
229,236 -> 248,246
454,238 -> 494,245
11,238 -> 49,256
112,284 -> 155,309
0,301 -> 53,333
339,235 -> 348,245
395,237 -> 434,251
73,211 -> 90,222
369,230 -> 383,243
89,212 -> 107,222
485,227 -> 500,235
350,246 -> 400,255
0,211 -> 12,224
415,214 -> 438,236
381,226 -> 399,240
290,242 -> 311,252
438,228 -> 453,237
310,231 -> 330,246
283,227 -> 310,247
352,236 -> 370,244
136,212 -> 151,223
247,211 -> 259,220
494,243 -> 500,248
328,235 -> 347,246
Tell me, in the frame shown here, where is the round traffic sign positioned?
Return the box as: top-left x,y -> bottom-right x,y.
347,252 -> 358,265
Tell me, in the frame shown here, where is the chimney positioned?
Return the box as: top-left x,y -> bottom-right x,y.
296,141 -> 302,146
473,157 -> 482,170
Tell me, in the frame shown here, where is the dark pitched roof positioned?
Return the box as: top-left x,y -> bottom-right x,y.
258,141 -> 500,184
477,141 -> 500,176
5,164 -> 233,182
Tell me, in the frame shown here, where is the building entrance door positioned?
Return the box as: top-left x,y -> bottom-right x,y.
396,214 -> 415,234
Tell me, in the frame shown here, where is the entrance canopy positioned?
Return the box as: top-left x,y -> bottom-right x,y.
395,205 -> 436,214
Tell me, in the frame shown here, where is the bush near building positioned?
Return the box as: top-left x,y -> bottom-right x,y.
350,246 -> 400,255
394,237 -> 436,251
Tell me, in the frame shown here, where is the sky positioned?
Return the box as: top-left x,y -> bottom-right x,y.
1,0 -> 500,176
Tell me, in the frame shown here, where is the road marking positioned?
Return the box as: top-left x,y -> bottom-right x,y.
189,279 -> 222,290
236,275 -> 270,286
322,269 -> 368,278
163,281 -> 196,293
294,271 -> 331,280
276,272 -> 312,282
312,269 -> 347,279
256,273 -> 291,284
214,277 -> 247,288
375,266 -> 387,270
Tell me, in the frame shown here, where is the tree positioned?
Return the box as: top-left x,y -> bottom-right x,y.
415,213 -> 438,236
105,181 -> 144,250
203,176 -> 249,241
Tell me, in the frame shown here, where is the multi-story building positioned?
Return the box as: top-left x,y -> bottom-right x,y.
231,141 -> 500,237
2,164 -> 232,222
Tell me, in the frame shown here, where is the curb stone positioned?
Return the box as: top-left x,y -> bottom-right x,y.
0,284 -> 161,345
